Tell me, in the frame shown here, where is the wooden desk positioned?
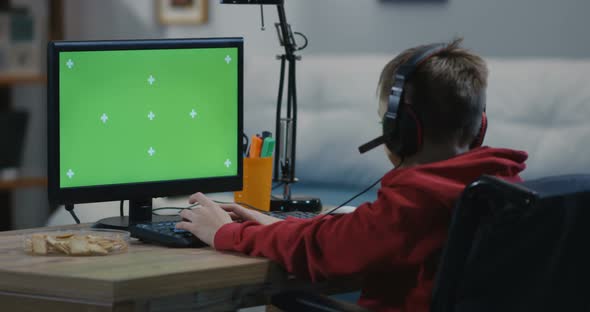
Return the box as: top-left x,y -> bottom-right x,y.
0,224 -> 287,311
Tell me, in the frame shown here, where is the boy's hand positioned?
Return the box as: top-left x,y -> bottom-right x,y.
219,202 -> 282,225
175,192 -> 232,248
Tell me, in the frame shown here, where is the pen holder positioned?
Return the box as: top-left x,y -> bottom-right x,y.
234,157 -> 273,211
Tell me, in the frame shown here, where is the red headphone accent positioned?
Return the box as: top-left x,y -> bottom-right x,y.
470,112 -> 487,149
404,106 -> 423,150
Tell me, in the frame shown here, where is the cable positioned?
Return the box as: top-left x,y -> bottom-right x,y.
324,159 -> 405,216
152,207 -> 182,215
151,157 -> 402,218
243,132 -> 250,156
151,200 -> 265,216
259,4 -> 265,30
213,200 -> 267,213
119,200 -> 124,217
65,204 -> 80,224
272,182 -> 284,190
323,177 -> 382,216
151,203 -> 200,215
294,32 -> 308,50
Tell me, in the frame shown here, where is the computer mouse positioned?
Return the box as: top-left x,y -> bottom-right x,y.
330,205 -> 357,214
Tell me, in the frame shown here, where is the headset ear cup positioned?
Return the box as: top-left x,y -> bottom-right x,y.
398,106 -> 422,156
383,106 -> 422,157
382,117 -> 397,154
470,112 -> 487,149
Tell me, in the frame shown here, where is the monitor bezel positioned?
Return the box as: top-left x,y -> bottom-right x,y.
48,37 -> 244,205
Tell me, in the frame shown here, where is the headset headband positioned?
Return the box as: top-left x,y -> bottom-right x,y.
385,43 -> 447,121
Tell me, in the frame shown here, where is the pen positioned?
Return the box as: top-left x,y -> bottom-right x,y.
260,137 -> 275,158
243,133 -> 250,157
249,135 -> 263,158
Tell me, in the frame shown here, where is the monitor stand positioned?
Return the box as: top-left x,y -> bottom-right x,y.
92,199 -> 180,230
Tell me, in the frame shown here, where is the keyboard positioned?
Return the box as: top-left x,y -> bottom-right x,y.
265,210 -> 319,219
130,221 -> 206,248
130,211 -> 318,248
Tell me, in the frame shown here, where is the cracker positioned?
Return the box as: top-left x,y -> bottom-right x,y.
46,236 -> 70,255
26,232 -> 127,256
89,243 -> 108,255
32,234 -> 48,255
56,233 -> 74,239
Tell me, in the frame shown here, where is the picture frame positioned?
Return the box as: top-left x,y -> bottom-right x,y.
157,0 -> 208,25
380,0 -> 447,2
0,4 -> 46,77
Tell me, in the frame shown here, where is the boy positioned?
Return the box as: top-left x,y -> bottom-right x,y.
176,39 -> 527,312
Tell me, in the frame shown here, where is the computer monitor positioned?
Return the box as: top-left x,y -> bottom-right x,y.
47,38 -> 243,229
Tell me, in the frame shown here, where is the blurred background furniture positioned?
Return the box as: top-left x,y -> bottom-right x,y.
0,0 -> 62,230
0,177 -> 45,231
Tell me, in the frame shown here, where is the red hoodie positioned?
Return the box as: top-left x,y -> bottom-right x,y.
215,147 -> 528,312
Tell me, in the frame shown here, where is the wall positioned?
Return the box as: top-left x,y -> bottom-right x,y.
63,0 -> 590,57
296,0 -> 590,58
12,0 -> 590,228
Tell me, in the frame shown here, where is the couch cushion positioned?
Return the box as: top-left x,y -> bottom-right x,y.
243,55 -> 590,187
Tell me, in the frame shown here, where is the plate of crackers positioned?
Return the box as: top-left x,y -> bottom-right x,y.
23,229 -> 130,256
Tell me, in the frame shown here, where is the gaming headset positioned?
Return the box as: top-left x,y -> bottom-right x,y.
358,43 -> 487,157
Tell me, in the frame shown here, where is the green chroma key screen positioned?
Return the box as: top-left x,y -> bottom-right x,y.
59,47 -> 238,188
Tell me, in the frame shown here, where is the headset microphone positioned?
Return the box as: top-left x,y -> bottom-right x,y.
358,135 -> 385,154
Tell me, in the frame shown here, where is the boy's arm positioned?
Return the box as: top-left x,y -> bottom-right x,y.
214,186 -> 447,281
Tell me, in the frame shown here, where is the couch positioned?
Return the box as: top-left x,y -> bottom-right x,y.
48,55 -> 590,225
